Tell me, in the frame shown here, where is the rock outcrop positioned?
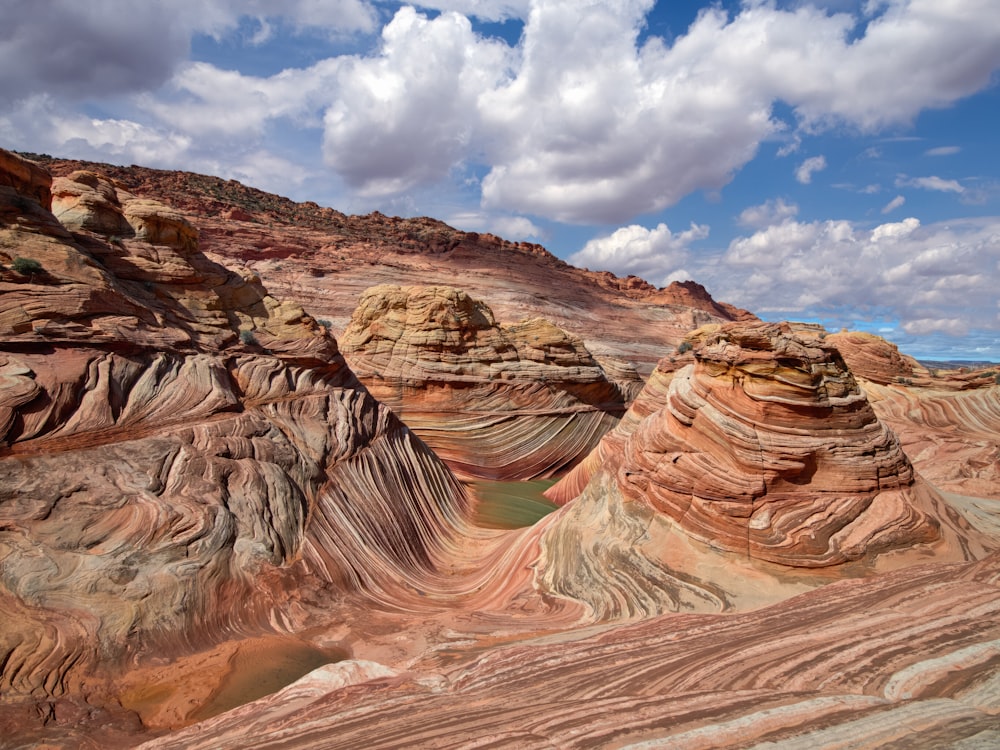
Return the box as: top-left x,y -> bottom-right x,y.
338,284 -> 628,480
825,329 -> 925,385
538,322 -> 989,617
32,155 -> 755,377
4,152 -> 998,750
811,329 -> 1000,501
3,166 -> 332,359
866,379 -> 1000,500
1,149 -> 52,208
0,150 -> 473,742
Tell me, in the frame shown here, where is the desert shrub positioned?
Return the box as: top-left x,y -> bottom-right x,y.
318,319 -> 332,329
11,256 -> 43,275
239,330 -> 258,346
677,341 -> 693,354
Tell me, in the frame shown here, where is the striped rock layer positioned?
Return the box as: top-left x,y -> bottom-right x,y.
538,322 -> 988,618
339,284 -> 629,480
137,551 -> 1000,750
823,330 -> 1000,500
0,153 -> 472,734
4,152 -> 999,749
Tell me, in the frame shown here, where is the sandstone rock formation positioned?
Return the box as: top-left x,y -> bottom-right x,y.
3,164 -> 332,358
1,148 -> 52,207
866,379 -> 1000,500
338,284 -> 628,480
33,155 -> 754,377
0,150 -> 473,744
136,551 -> 1000,750
819,329 -> 1000,502
824,329 -> 925,385
4,151 -> 999,750
537,321 -> 989,617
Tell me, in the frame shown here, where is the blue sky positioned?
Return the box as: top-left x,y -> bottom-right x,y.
2,0 -> 999,360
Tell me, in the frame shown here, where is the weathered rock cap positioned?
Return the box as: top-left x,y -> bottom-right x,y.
545,319 -> 960,570
52,170 -> 134,237
686,320 -> 864,408
0,149 -> 51,209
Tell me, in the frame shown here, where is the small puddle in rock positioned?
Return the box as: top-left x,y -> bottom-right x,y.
189,638 -> 343,723
466,479 -> 560,529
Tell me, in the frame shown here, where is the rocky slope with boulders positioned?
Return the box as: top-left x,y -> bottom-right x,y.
25,153 -> 754,377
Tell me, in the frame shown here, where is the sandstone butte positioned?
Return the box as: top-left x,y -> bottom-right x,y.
1,148 -> 1000,749
338,283 -> 634,480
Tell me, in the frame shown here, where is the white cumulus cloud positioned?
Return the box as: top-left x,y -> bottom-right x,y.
881,195 -> 906,214
795,155 -> 827,184
706,215 -> 1000,339
570,221 -> 709,287
5,0 -> 1000,228
322,7 -> 513,196
738,198 -> 799,228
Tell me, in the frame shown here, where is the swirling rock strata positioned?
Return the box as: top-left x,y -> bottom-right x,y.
866,380 -> 1000,500
3,164 -> 333,360
816,330 -> 1000,500
138,552 -> 1000,750
338,284 -> 627,480
35,155 -> 756,378
0,153 -> 472,740
537,322 -> 987,617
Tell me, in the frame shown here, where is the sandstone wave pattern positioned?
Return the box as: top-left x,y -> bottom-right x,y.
36,155 -> 755,378
538,322 -> 990,618
4,151 -> 999,749
338,284 -> 629,480
0,151 -> 474,743
139,551 -> 1000,750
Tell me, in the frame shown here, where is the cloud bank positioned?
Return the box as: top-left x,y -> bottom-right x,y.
4,0 -> 999,224
2,0 -> 998,357
713,215 -> 1000,342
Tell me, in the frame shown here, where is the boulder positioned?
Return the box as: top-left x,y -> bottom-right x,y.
51,170 -> 134,237
0,149 -> 51,209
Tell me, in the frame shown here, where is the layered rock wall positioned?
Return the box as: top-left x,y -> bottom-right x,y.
0,152 -> 471,720
537,322 -> 989,617
339,284 -> 628,480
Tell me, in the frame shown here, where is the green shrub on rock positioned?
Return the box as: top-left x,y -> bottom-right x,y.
11,256 -> 43,275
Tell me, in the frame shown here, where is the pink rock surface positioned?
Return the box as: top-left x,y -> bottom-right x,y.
37,156 -> 754,378
0,152 -> 473,744
138,552 -> 1000,750
3,153 -> 998,750
539,322 -> 986,620
338,284 -> 627,479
